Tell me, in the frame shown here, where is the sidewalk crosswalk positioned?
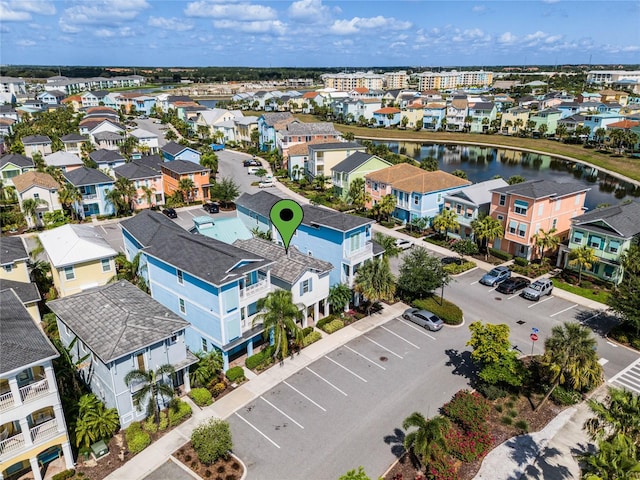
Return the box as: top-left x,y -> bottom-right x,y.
609,357 -> 640,394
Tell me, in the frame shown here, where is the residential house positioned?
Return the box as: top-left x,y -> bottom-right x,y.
113,161 -> 164,209
236,191 -> 380,288
192,216 -> 252,243
37,90 -> 65,105
443,178 -> 508,239
12,171 -> 62,228
332,152 -> 392,200
305,141 -> 365,180
59,133 -> 87,154
194,108 -> 236,138
529,109 -> 562,136
61,95 -> 82,112
161,160 -> 210,203
80,120 -> 125,146
115,94 -> 156,115
468,101 -> 497,133
0,289 -> 74,480
44,151 -> 83,173
0,278 -> 41,323
583,113 -> 625,139
160,141 -> 201,164
39,224 -> 118,298
500,107 -> 531,135
93,131 -> 123,151
257,112 -> 295,151
62,167 -> 115,218
422,103 -> 447,130
287,142 -> 311,180
1,154 -> 34,187
129,128 -> 159,154
556,102 -> 582,119
235,238 -> 333,324
234,116 -> 259,146
80,91 -> 111,108
0,236 -> 30,284
21,136 -> 52,157
558,114 -> 585,134
89,149 -> 126,176
0,118 -> 15,137
48,281 -> 195,428
446,96 -> 469,131
559,201 -> 640,284
120,210 -> 275,370
489,180 -> 590,260
599,89 -> 630,107
277,121 -> 342,156
372,107 -> 401,128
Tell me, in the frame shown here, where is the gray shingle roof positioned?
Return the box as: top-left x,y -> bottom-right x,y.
60,133 -> 87,142
0,153 -> 34,168
572,201 -> 640,238
1,236 -> 28,265
22,135 -> 51,144
307,141 -> 361,152
233,238 -> 332,284
90,149 -> 125,164
281,122 -> 340,135
114,162 -> 161,181
134,154 -> 164,172
93,131 -> 123,141
490,179 -> 590,200
332,152 -> 377,173
0,279 -> 40,304
120,210 -> 185,247
48,281 -> 189,364
260,112 -> 294,127
161,141 -> 191,156
63,166 -> 114,186
0,289 -> 57,375
161,159 -> 208,174
236,191 -> 373,232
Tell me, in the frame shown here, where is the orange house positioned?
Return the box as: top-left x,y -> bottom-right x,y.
489,180 -> 589,260
161,160 -> 210,203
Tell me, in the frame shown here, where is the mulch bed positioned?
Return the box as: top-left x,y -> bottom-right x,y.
74,432 -> 129,480
174,443 -> 244,480
383,393 -> 564,480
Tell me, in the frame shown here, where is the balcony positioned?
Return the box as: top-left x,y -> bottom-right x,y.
240,279 -> 269,299
0,391 -> 13,412
30,418 -> 58,444
20,379 -> 49,403
0,433 -> 25,459
343,242 -> 373,265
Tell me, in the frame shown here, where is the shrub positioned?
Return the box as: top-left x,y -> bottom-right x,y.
191,419 -> 232,465
142,416 -> 158,433
501,416 -> 513,425
514,420 -> 529,432
442,390 -> 491,432
443,261 -> 476,275
301,326 -> 314,337
413,297 -> 463,325
495,405 -> 503,413
168,399 -> 192,426
125,424 -> 151,454
190,387 -> 213,407
316,315 -> 336,330
303,330 -> 322,346
514,257 -> 529,267
211,382 -> 227,398
53,470 -> 75,480
445,427 -> 494,462
158,411 -> 169,431
507,409 -> 518,418
476,383 -> 509,401
320,319 -> 344,334
225,366 -> 245,383
551,386 -> 582,406
245,346 -> 275,370
427,446 -> 459,480
489,248 -> 513,261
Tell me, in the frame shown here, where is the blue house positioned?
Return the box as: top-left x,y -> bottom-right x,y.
257,112 -> 294,151
236,191 -> 381,287
583,113 -> 624,139
160,141 -> 201,163
120,211 -> 274,370
48,281 -> 196,428
422,103 -> 447,130
372,107 -> 401,127
63,167 -> 114,217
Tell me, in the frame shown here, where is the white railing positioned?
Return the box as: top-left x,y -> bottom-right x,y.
31,419 -> 58,444
20,379 -> 49,403
0,391 -> 14,412
240,279 -> 268,298
0,433 -> 26,458
83,193 -> 97,200
343,242 -> 373,261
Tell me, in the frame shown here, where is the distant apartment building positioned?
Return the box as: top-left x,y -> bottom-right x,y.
586,70 -> 640,85
384,71 -> 409,90
321,72 -> 385,91
416,70 -> 493,91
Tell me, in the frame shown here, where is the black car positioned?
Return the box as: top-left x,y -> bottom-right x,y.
496,277 -> 531,294
162,208 -> 178,219
243,159 -> 261,167
203,202 -> 220,214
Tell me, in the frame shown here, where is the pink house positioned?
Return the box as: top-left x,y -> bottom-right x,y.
113,161 -> 164,210
489,179 -> 589,260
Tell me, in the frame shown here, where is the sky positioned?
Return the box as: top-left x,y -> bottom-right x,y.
1,0 -> 639,68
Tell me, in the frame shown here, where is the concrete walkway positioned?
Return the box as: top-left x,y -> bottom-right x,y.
104,301 -> 409,480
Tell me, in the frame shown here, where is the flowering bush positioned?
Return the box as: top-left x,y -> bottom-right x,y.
445,426 -> 494,462
442,390 -> 491,432
427,446 -> 458,480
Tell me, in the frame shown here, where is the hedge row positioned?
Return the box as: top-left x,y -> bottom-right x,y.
320,319 -> 344,334
169,399 -> 192,426
413,296 -> 463,325
303,330 -> 322,346
125,423 -> 151,454
245,346 -> 275,370
316,314 -> 337,330
189,387 -> 213,407
443,261 -> 476,275
225,366 -> 245,383
489,248 -> 513,261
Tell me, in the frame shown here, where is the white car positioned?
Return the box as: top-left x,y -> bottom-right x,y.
247,166 -> 260,175
394,238 -> 413,250
258,179 -> 276,188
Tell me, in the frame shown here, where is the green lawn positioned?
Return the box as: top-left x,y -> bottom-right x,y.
551,278 -> 610,304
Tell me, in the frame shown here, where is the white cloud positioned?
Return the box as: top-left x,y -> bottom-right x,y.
472,5 -> 487,13
148,16 -> 194,31
498,32 -> 518,45
213,19 -> 286,35
59,20 -> 81,34
288,0 -> 331,20
16,39 -> 36,46
542,0 -> 560,3
94,28 -> 115,38
330,16 -> 411,35
184,1 -> 276,20
64,0 -> 149,25
17,1 -> 56,15
0,2 -> 31,21
545,34 -> 562,44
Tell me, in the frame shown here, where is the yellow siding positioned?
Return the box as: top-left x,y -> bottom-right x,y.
0,433 -> 68,472
26,304 -> 41,323
54,258 -> 115,298
0,260 -> 30,283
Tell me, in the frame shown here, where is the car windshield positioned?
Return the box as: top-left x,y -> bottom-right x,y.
488,269 -> 501,276
429,315 -> 440,322
530,283 -> 543,291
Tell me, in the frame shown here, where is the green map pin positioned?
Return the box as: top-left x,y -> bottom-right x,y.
270,199 -> 303,254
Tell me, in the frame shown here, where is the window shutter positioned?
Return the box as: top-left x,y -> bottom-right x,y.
309,278 -> 313,292
300,282 -> 303,296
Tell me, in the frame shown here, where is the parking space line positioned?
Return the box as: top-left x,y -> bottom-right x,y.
527,296 -> 554,308
606,341 -> 619,348
488,286 -> 498,293
99,225 -> 108,236
305,367 -> 348,396
550,304 -> 578,318
234,412 -> 280,449
283,381 -> 326,412
470,281 -> 479,285
580,311 -> 602,324
380,326 -> 420,349
344,345 -> 385,370
398,319 -> 436,340
185,210 -> 196,217
260,396 -> 304,429
609,357 -> 640,384
363,336 -> 403,359
508,293 -> 521,300
325,356 -> 367,382
598,358 -> 609,366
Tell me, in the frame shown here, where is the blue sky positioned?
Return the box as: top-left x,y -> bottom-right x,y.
1,0 -> 639,67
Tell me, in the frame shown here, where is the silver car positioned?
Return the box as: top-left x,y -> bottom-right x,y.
521,279 -> 553,301
402,308 -> 444,331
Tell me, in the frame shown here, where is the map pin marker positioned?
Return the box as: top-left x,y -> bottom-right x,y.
270,199 -> 304,254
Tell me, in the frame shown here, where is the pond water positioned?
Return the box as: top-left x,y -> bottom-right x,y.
375,141 -> 640,211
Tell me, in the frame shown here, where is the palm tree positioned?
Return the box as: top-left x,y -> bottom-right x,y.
555,124 -> 567,141
140,185 -> 156,209
124,364 -> 176,424
75,393 -> 120,448
312,174 -> 330,191
536,322 -> 603,411
580,434 -> 640,480
373,232 -> 400,259
22,197 -> 48,228
594,128 -> 607,149
568,245 -> 598,284
378,194 -> 397,223
347,177 -> 370,211
353,257 -> 396,315
432,209 -> 458,239
328,283 -> 352,314
538,124 -> 548,137
532,227 -> 560,261
177,177 -> 196,203
253,289 -> 303,361
58,183 -> 82,220
584,387 -> 640,444
514,118 -> 524,134
104,187 -> 126,217
402,412 -> 450,465
471,215 -> 504,260
165,129 -> 178,142
115,176 -> 137,213
189,350 -> 223,389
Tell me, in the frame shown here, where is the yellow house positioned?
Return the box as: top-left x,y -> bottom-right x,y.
39,224 -> 117,298
402,101 -> 425,129
0,236 -> 41,322
500,107 -> 531,135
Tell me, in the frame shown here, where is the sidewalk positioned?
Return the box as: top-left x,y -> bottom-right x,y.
104,301 -> 408,480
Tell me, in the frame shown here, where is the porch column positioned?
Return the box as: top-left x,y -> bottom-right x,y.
8,377 -> 22,407
222,352 -> 230,372
44,365 -> 57,393
301,308 -> 308,329
28,456 -> 43,480
182,369 -> 191,394
53,404 -> 67,433
247,340 -> 254,357
19,418 -> 33,447
313,302 -> 319,322
323,299 -> 330,316
62,441 -> 75,469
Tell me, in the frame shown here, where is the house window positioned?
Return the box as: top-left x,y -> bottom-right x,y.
572,231 -> 584,244
169,334 -> 178,345
33,193 -> 40,199
538,204 -> 544,216
499,194 -> 506,206
518,223 -> 527,238
497,215 -> 504,221
555,199 -> 561,211
64,266 -> 75,280
508,220 -> 517,234
101,259 -> 111,272
177,269 -> 184,285
437,194 -> 442,202
414,195 -> 419,205
3,264 -> 12,273
552,219 -> 557,229
514,200 -> 528,215
201,338 -> 208,352
456,204 -> 462,214
179,298 -> 186,314
575,193 -> 582,205
300,278 -> 312,295
589,236 -> 603,250
373,182 -> 378,192
609,240 -> 620,254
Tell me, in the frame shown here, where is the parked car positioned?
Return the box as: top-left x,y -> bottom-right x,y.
440,256 -> 461,265
402,308 -> 444,332
162,208 -> 177,219
521,279 -> 553,301
258,179 -> 276,188
479,266 -> 511,286
496,277 -> 531,294
203,202 -> 220,214
247,166 -> 261,175
243,159 -> 261,167
394,238 -> 413,250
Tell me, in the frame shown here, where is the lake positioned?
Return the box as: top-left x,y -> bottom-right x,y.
375,141 -> 640,211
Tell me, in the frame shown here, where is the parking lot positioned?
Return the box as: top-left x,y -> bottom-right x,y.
228,315 -> 471,480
